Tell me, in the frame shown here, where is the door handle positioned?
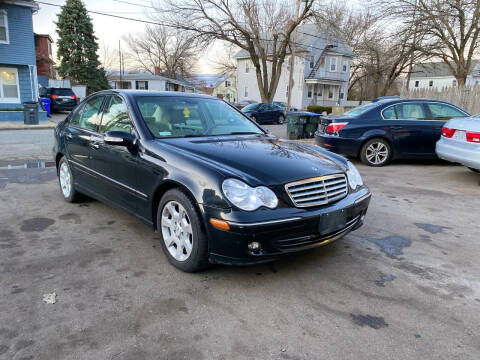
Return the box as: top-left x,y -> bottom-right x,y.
66,133 -> 73,139
90,142 -> 99,149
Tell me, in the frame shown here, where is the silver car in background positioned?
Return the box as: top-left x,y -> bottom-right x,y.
436,114 -> 480,172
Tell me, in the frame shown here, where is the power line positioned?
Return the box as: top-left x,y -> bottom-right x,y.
36,1 -> 332,54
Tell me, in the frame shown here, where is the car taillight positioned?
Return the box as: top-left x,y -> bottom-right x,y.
441,127 -> 455,138
326,122 -> 348,133
50,94 -> 59,99
466,131 -> 480,143
71,95 -> 77,100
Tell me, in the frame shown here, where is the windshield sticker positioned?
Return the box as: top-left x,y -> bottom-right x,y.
183,107 -> 190,118
159,131 -> 172,136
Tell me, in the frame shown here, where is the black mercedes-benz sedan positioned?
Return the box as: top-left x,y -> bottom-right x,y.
53,90 -> 371,272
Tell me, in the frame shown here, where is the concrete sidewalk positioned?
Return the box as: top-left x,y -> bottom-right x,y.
0,112 -> 68,131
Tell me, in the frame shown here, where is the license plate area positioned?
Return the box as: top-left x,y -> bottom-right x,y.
453,130 -> 466,142
318,209 -> 347,235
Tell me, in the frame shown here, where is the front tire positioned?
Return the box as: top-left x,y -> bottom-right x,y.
157,189 -> 209,272
58,157 -> 80,202
360,138 -> 392,167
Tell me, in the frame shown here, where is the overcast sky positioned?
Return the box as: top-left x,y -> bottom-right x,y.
33,0 -> 218,73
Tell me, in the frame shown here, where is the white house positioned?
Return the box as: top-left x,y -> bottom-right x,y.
107,70 -> 197,93
408,61 -> 480,90
235,24 -> 353,109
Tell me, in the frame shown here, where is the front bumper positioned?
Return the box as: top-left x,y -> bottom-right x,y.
315,132 -> 361,158
436,138 -> 480,170
203,187 -> 371,265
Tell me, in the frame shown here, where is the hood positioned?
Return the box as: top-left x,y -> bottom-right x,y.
445,116 -> 480,132
157,135 -> 346,186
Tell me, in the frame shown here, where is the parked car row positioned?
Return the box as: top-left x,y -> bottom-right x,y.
314,97 -> 476,170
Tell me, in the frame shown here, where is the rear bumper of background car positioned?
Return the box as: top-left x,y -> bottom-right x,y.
436,138 -> 480,170
202,187 -> 371,265
315,132 -> 362,157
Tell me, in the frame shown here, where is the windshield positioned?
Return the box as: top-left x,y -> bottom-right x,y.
136,96 -> 264,138
343,102 -> 378,117
242,103 -> 262,112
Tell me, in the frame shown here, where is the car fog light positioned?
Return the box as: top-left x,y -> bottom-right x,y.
248,242 -> 261,252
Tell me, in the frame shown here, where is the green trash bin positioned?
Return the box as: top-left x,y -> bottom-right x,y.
287,112 -> 319,139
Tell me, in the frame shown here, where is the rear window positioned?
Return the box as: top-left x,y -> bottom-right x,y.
50,88 -> 75,96
343,102 -> 378,117
242,103 -> 261,111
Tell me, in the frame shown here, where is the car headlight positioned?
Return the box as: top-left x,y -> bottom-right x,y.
222,178 -> 278,211
346,161 -> 363,190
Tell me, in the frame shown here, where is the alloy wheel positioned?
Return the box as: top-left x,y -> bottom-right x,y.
161,201 -> 193,262
366,142 -> 389,165
59,162 -> 72,198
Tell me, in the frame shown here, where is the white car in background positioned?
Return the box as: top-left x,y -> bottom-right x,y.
436,114 -> 480,172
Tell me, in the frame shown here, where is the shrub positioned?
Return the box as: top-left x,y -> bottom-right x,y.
306,105 -> 332,114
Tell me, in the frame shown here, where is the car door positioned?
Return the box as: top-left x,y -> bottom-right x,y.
255,104 -> 268,123
384,102 -> 431,156
424,102 -> 468,154
89,95 -> 142,213
63,95 -> 104,188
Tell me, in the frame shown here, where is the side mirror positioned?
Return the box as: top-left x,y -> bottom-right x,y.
104,130 -> 136,147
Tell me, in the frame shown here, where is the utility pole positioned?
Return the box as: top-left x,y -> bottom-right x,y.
405,0 -> 418,92
119,40 -> 122,89
287,0 -> 302,112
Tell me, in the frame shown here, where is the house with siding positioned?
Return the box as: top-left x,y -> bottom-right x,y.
0,0 -> 46,121
212,74 -> 236,103
34,33 -> 55,87
408,61 -> 480,90
235,24 -> 353,110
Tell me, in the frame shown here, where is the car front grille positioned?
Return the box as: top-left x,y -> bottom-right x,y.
285,174 -> 348,208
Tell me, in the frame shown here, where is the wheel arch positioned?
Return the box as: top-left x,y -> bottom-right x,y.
55,152 -> 64,174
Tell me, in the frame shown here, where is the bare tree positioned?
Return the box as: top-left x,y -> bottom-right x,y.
99,42 -> 118,69
124,25 -> 200,78
154,0 -> 315,102
390,0 -> 480,87
210,43 -> 238,76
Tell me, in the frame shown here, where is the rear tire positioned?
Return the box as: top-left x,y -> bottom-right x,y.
468,167 -> 480,173
360,138 -> 392,167
277,115 -> 285,124
58,157 -> 81,202
157,189 -> 209,272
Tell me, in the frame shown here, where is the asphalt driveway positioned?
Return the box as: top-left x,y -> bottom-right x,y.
0,131 -> 479,359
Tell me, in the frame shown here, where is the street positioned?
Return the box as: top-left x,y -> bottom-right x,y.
0,128 -> 479,359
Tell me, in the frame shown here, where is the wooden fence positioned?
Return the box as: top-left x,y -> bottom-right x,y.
401,85 -> 480,115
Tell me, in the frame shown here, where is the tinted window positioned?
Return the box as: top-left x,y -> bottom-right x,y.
242,103 -> 261,111
100,96 -> 131,134
69,104 -> 84,126
50,88 -> 75,96
343,102 -> 378,117
394,103 -> 425,120
426,103 -> 466,120
79,96 -> 104,131
382,106 -> 396,119
136,96 -> 262,138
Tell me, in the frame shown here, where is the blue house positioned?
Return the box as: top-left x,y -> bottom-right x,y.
0,0 -> 46,121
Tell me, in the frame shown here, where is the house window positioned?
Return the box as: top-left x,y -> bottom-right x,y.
328,88 -> 334,99
452,79 -> 457,87
48,42 -> 52,56
340,92 -> 344,99
342,60 -> 348,72
136,81 -> 148,90
225,80 -> 231,87
309,56 -> 315,69
429,80 -> 433,87
307,85 -> 312,98
0,67 -> 20,103
330,57 -> 337,72
415,80 -> 419,88
244,86 -> 248,97
245,62 -> 250,73
165,82 -> 170,91
0,10 -> 9,44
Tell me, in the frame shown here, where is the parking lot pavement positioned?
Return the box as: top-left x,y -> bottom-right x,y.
264,123 -> 286,138
1,159 -> 480,358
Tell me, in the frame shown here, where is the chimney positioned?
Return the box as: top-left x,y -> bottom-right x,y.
154,66 -> 161,75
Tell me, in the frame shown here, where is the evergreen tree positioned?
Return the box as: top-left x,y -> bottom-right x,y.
56,0 -> 109,94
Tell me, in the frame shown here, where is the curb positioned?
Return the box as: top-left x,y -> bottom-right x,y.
0,123 -> 57,131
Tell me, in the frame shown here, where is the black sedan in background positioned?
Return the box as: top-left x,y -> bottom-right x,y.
242,102 -> 287,124
315,98 -> 469,166
45,88 -> 78,112
53,90 -> 371,272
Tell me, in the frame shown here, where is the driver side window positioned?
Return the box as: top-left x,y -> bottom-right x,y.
100,96 -> 132,134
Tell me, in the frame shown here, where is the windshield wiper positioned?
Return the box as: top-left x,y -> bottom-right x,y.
223,132 -> 262,135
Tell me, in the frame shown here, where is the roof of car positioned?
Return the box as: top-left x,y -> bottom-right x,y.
96,90 -> 217,99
